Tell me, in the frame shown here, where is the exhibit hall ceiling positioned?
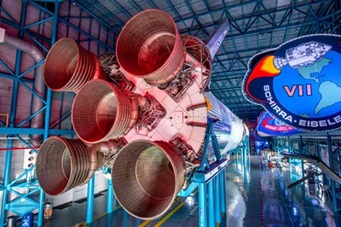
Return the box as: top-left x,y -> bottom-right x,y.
72,0 -> 341,122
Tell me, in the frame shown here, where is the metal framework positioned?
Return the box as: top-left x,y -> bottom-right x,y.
273,133 -> 341,219
185,120 -> 250,227
72,0 -> 341,122
0,0 -> 117,226
1,0 -> 340,226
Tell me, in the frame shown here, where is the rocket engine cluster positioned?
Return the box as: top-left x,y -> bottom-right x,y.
36,9 -> 247,220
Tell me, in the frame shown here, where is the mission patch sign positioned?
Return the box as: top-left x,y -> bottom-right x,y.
243,34 -> 341,131
256,111 -> 301,136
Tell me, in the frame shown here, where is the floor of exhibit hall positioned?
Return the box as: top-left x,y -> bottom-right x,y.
42,155 -> 341,227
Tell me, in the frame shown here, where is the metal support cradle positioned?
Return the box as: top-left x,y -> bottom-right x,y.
179,118 -> 231,227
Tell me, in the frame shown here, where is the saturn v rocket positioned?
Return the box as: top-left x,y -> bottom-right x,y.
35,9 -> 247,220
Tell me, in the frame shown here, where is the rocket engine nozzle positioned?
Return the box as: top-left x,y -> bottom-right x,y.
71,79 -> 138,144
36,9 -> 246,222
44,38 -> 106,92
35,136 -> 125,195
35,137 -> 96,195
116,9 -> 186,85
111,140 -> 186,220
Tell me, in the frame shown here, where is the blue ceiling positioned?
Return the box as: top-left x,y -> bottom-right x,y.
74,0 -> 341,122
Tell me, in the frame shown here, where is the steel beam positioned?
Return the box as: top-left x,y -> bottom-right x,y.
86,176 -> 95,224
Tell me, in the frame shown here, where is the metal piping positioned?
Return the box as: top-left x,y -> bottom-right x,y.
86,139 -> 125,182
2,32 -> 45,145
181,34 -> 212,92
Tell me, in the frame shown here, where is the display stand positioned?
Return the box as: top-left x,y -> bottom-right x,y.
182,118 -> 228,227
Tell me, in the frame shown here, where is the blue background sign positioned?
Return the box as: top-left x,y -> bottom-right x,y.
257,111 -> 301,136
243,34 -> 341,131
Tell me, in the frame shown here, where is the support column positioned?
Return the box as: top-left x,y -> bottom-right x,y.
236,151 -> 239,164
0,0 -> 26,222
214,177 -> 221,223
107,179 -> 114,213
123,210 -> 128,227
0,140 -> 14,227
220,171 -> 226,213
327,133 -> 339,214
208,180 -> 215,227
86,176 -> 95,224
38,3 -> 60,225
106,212 -> 114,227
198,183 -> 207,227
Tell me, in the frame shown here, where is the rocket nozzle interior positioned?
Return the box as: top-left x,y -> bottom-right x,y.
111,140 -> 185,220
116,9 -> 186,85
35,137 -> 90,195
44,38 -> 105,92
72,79 -> 136,144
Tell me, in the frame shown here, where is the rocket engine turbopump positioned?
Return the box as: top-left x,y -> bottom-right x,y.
36,9 -> 247,220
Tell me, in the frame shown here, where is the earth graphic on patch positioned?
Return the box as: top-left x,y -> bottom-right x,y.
273,50 -> 341,119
